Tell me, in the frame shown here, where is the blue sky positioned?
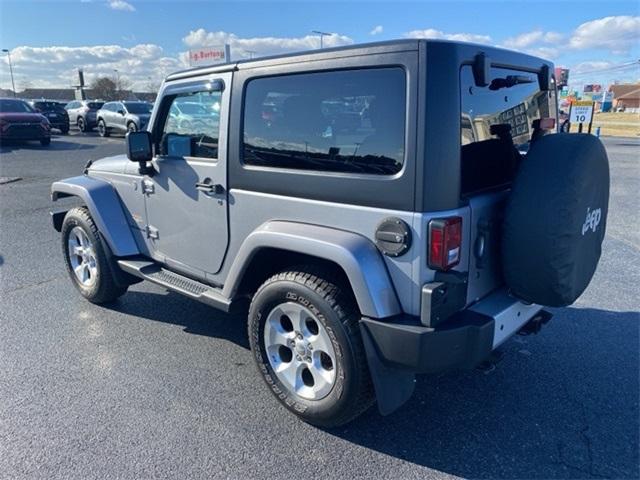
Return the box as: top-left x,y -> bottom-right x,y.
0,0 -> 638,90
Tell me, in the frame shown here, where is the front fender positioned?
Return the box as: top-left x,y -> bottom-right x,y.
51,175 -> 139,257
222,221 -> 401,319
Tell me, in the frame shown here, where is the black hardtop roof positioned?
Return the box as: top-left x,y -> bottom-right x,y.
165,38 -> 553,82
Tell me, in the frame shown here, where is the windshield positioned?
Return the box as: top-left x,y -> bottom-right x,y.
0,99 -> 35,113
125,102 -> 152,114
178,103 -> 208,115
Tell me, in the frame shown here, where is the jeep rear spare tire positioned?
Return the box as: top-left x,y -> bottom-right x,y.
502,133 -> 609,307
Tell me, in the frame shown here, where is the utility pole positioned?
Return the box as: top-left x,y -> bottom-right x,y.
2,49 -> 16,97
311,30 -> 332,49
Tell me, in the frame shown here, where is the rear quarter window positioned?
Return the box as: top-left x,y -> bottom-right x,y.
242,67 -> 406,175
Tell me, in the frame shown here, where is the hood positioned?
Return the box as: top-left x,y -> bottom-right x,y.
88,154 -> 128,174
0,112 -> 46,123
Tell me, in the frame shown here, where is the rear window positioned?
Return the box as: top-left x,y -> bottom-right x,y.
87,102 -> 104,109
243,67 -> 406,175
460,65 -> 556,196
34,101 -> 62,110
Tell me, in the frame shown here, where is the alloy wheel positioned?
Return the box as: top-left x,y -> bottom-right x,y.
67,226 -> 98,287
263,302 -> 337,400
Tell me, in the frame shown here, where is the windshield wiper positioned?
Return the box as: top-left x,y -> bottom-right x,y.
489,75 -> 534,91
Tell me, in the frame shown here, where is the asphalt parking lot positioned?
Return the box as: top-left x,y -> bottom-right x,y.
1,132 -> 638,480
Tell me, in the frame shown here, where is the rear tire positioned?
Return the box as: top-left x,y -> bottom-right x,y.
61,207 -> 128,304
77,117 -> 87,133
98,119 -> 110,137
248,267 -> 374,427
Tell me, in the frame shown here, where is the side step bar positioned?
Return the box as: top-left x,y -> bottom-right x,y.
117,258 -> 231,312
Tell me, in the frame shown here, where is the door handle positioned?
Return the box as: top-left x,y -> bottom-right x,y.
195,179 -> 224,194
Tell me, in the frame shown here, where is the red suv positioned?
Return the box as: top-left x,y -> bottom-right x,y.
0,98 -> 51,146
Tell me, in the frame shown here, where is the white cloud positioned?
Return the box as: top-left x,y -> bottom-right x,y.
2,44 -> 184,90
571,61 -> 614,74
108,0 -> 135,12
370,25 -> 383,36
502,30 -> 563,49
569,15 -> 640,54
182,29 -> 354,58
524,46 -> 560,60
404,28 -> 491,44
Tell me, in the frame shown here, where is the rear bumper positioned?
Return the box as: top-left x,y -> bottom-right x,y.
48,120 -> 69,130
362,310 -> 494,374
361,288 -> 549,374
360,288 -> 551,415
84,113 -> 98,127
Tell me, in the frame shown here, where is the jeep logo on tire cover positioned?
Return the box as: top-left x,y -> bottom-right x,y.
582,207 -> 602,235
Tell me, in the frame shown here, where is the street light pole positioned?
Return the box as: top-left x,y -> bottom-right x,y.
2,49 -> 16,97
113,69 -> 120,98
311,30 -> 332,49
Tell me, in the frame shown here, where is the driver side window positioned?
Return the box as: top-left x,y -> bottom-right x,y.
160,91 -> 221,159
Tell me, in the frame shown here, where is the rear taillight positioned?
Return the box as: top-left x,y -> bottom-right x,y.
533,117 -> 556,130
428,216 -> 462,271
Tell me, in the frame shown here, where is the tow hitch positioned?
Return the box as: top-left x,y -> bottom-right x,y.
518,310 -> 553,336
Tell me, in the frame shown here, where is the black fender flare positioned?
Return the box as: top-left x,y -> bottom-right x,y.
51,175 -> 139,257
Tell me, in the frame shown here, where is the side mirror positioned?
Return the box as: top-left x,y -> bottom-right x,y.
126,131 -> 154,175
126,131 -> 152,163
117,109 -> 125,115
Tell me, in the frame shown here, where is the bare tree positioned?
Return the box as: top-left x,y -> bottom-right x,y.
90,77 -> 118,100
115,76 -> 131,94
144,79 -> 161,94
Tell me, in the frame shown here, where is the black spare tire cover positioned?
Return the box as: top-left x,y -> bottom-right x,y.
502,133 -> 609,307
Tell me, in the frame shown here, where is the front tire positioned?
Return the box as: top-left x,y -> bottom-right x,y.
127,122 -> 138,133
61,207 -> 127,304
248,268 -> 374,427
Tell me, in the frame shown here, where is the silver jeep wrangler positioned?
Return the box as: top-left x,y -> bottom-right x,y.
51,40 -> 609,427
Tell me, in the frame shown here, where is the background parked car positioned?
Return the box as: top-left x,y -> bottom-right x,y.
29,100 -> 70,134
65,100 -> 104,132
96,101 -> 152,137
0,98 -> 51,146
166,100 -> 219,135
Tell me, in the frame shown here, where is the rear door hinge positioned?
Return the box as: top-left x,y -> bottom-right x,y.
146,225 -> 159,239
142,179 -> 155,195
